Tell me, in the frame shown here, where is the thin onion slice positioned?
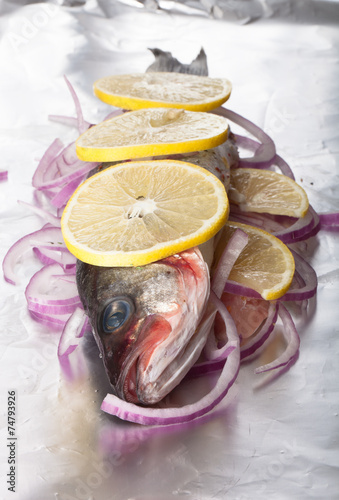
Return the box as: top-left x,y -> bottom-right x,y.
33,246 -> 76,270
255,303 -> 300,375
32,138 -> 64,188
25,263 -> 81,315
50,175 -> 87,209
280,250 -> 317,301
17,201 -> 61,227
63,75 -> 91,134
29,310 -> 73,331
101,292 -> 240,426
203,229 -> 248,362
49,115 -> 80,128
232,134 -> 295,179
211,228 -> 248,298
58,307 -> 89,381
3,226 -> 66,285
229,204 -> 320,244
212,108 -> 276,166
240,302 -> 278,360
319,212 -> 339,230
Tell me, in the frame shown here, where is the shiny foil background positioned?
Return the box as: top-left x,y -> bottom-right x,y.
0,1 -> 339,499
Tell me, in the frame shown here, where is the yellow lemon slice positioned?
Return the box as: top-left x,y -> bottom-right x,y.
229,168 -> 309,218
214,221 -> 295,300
93,72 -> 232,111
76,108 -> 229,163
61,160 -> 229,267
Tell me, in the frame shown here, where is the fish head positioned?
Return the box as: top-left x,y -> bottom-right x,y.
76,247 -> 211,405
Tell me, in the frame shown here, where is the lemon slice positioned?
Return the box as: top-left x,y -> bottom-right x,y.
229,168 -> 309,218
93,72 -> 232,111
215,221 -> 295,300
61,160 -> 229,267
76,108 -> 229,162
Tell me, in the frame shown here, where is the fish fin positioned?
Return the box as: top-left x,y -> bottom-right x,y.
146,47 -> 208,76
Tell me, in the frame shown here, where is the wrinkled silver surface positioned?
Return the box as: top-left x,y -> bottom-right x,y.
1,1 -> 339,499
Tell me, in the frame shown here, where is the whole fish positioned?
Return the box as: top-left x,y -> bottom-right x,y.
76,50 -> 238,405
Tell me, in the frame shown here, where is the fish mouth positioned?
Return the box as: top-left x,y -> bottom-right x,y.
116,306 -> 215,405
116,314 -> 172,404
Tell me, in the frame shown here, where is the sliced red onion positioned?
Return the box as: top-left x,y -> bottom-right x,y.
231,139 -> 295,180
48,115 -> 80,128
32,246 -> 76,269
29,309 -> 72,331
211,228 -> 248,298
224,280 -> 261,298
202,307 -> 238,363
33,140 -> 97,191
280,250 -> 317,301
255,303 -> 300,375
229,205 -> 288,234
319,212 -> 339,230
63,75 -> 90,134
101,292 -> 240,426
273,155 -> 295,180
212,108 -> 276,166
0,169 -> 8,181
32,138 -> 64,188
272,205 -> 320,244
50,175 -> 87,208
17,201 -> 60,227
202,228 -> 248,361
240,302 -> 278,360
229,204 -> 320,244
2,226 -> 66,285
58,307 -> 89,381
25,263 -> 81,315
233,134 -> 260,154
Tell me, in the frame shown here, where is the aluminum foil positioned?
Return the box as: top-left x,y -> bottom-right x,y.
1,1 -> 339,499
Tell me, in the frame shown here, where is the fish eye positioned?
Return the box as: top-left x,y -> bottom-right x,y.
101,297 -> 134,334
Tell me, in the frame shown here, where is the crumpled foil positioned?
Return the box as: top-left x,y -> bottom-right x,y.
0,1 -> 339,499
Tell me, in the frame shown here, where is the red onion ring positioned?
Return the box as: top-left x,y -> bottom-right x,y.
212,107 -> 276,167
2,226 -> 66,285
50,175 -> 87,209
240,302 -> 278,360
58,307 -> 89,381
32,138 -> 64,188
211,228 -> 248,298
25,263 -> 81,315
255,303 -> 300,375
32,246 -> 76,270
63,75 -> 91,134
280,250 -> 317,301
232,134 -> 295,179
229,204 -> 320,244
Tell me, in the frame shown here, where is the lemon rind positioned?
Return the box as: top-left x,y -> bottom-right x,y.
76,128 -> 229,162
93,79 -> 232,112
